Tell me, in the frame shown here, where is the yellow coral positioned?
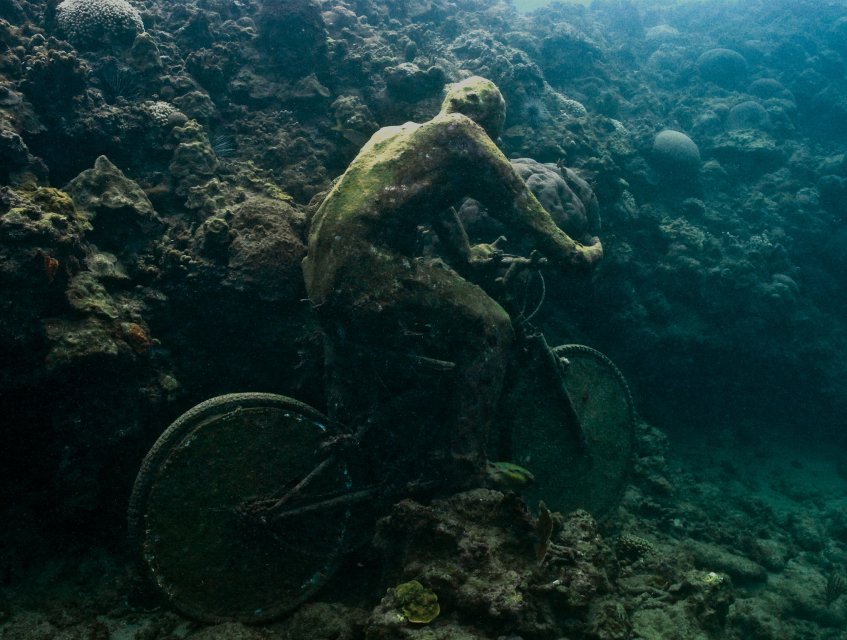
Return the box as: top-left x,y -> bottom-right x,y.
702,571 -> 725,586
394,580 -> 440,624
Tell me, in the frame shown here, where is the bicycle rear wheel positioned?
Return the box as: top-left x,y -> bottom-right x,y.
128,393 -> 352,623
505,344 -> 634,518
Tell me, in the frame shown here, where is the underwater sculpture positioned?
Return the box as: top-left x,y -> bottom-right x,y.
302,76 -> 603,487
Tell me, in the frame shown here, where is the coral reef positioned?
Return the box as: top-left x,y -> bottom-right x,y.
2,0 -> 847,638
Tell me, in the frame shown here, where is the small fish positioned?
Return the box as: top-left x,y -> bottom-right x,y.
486,461 -> 535,489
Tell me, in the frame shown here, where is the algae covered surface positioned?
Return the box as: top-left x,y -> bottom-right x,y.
1,0 -> 847,638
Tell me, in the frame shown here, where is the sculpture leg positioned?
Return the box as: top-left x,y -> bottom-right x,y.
318,260 -> 513,489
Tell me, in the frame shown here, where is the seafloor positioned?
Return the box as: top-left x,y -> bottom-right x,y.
2,0 -> 847,638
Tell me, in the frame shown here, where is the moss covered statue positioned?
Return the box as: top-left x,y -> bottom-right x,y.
302,76 -> 602,488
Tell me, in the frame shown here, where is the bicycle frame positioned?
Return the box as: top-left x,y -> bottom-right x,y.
240,325 -> 588,529
513,328 -> 589,453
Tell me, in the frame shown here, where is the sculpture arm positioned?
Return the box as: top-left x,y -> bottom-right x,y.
428,117 -> 603,269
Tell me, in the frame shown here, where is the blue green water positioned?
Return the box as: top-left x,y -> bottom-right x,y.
2,0 -> 847,637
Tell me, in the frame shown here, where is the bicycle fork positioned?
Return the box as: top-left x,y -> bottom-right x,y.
528,332 -> 589,455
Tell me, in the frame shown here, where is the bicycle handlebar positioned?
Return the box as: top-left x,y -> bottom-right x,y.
491,250 -> 548,290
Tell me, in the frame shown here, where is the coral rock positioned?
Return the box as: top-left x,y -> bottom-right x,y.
56,0 -> 145,50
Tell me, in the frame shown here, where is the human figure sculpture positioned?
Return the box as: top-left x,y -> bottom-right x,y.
302,76 -> 603,489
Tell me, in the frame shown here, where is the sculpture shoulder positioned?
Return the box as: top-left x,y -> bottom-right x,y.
309,123 -> 423,229
426,111 -> 491,137
358,121 -> 421,155
353,114 -> 492,167
418,112 -> 503,157
367,113 -> 484,137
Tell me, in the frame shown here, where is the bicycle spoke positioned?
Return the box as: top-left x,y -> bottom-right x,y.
269,487 -> 376,522
266,454 -> 339,512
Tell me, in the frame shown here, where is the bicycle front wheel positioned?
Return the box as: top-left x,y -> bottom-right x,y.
128,393 -> 353,623
506,345 -> 634,518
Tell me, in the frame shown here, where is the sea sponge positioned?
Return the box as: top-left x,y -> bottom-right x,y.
56,0 -> 144,50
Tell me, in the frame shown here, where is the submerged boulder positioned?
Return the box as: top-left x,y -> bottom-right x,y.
384,63 -> 446,101
708,130 -> 785,176
222,196 -> 307,302
256,0 -> 328,78
64,155 -> 161,254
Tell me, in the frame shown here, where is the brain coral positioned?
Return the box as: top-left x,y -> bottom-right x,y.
652,129 -> 701,175
511,158 -> 600,243
696,48 -> 747,88
726,100 -> 771,131
56,0 -> 144,49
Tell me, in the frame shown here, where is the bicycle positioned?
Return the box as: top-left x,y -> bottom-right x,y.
127,253 -> 634,624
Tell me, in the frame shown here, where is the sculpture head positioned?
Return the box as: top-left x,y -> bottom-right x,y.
441,76 -> 506,139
